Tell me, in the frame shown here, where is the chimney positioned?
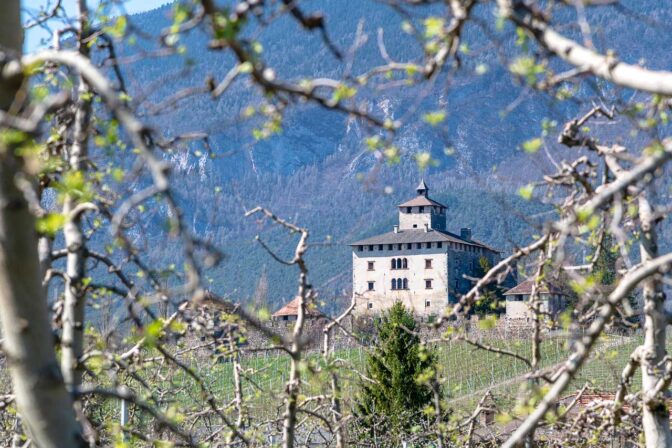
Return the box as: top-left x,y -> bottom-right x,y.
460,227 -> 472,241
393,225 -> 399,233
424,223 -> 429,233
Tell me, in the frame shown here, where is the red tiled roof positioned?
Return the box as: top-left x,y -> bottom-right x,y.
561,391 -> 672,419
272,296 -> 320,318
504,279 -> 566,296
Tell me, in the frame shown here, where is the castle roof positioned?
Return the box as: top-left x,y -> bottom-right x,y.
397,179 -> 446,208
504,279 -> 566,296
272,296 -> 320,318
398,195 -> 446,208
350,228 -> 499,252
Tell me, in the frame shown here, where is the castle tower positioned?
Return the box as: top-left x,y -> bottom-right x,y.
397,179 -> 447,231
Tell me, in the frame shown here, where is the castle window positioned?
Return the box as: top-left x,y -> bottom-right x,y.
426,242 -> 432,249
425,300 -> 431,308
388,244 -> 393,250
391,279 -> 397,290
391,259 -> 397,269
368,281 -> 375,291
419,206 -> 424,213
378,244 -> 383,250
425,279 -> 433,289
437,242 -> 443,248
402,258 -> 408,269
368,261 -> 375,271
368,302 -> 373,309
368,245 -> 374,251
398,244 -> 402,250
406,207 -> 412,213
413,224 -> 417,228
403,278 -> 408,289
397,258 -> 402,269
406,243 -> 412,250
425,259 -> 432,269
358,245 -> 363,251
416,243 -> 422,249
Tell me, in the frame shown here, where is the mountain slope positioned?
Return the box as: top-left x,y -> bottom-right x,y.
103,1 -> 672,310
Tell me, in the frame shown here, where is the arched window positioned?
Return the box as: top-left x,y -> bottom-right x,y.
391,278 -> 397,290
402,258 -> 408,269
391,259 -> 396,270
396,258 -> 402,269
403,278 -> 408,289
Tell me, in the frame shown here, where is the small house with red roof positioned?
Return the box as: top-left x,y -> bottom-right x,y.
272,296 -> 320,321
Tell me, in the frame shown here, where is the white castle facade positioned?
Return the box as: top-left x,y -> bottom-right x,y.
350,181 -> 509,317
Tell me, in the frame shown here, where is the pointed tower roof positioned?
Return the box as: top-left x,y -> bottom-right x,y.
416,178 -> 429,196
398,179 -> 446,208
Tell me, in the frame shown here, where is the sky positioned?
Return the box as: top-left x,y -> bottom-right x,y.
23,0 -> 171,51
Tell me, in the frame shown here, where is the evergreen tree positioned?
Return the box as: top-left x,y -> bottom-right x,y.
356,302 -> 439,442
252,265 -> 269,310
594,234 -> 618,286
473,256 -> 505,316
593,234 -> 641,324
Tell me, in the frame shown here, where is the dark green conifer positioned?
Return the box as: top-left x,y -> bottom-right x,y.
356,301 -> 439,441
594,233 -> 618,286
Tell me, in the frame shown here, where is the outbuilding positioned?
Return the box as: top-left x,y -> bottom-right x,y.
272,296 -> 320,321
504,279 -> 568,319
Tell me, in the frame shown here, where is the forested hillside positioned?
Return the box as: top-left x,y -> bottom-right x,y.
107,0 -> 672,310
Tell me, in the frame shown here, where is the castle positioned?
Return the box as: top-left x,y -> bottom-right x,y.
350,180 -> 507,317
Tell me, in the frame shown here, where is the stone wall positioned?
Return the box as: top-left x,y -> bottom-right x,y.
352,246 -> 450,317
352,240 -> 514,319
183,312 -> 550,363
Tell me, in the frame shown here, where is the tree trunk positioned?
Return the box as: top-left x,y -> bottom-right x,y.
0,2 -> 83,446
60,0 -> 92,392
638,194 -> 672,448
